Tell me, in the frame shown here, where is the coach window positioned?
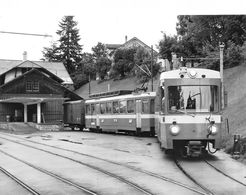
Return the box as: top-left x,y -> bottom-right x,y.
86,104 -> 91,114
91,104 -> 95,114
113,101 -> 119,113
106,102 -> 112,113
142,99 -> 149,113
119,100 -> 126,113
127,99 -> 135,113
100,103 -> 106,114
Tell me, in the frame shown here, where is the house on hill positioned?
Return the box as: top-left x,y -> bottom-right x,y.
0,55 -> 81,130
105,36 -> 167,75
105,36 -> 159,58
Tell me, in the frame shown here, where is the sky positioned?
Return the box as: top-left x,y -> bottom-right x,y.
0,0 -> 245,61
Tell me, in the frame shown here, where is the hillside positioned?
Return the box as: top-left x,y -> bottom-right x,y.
223,64 -> 246,156
75,76 -> 160,99
223,64 -> 246,136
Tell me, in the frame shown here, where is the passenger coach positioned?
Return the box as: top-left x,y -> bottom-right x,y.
85,90 -> 156,136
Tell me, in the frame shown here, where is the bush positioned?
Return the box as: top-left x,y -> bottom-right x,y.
112,48 -> 136,78
224,41 -> 243,69
135,61 -> 160,83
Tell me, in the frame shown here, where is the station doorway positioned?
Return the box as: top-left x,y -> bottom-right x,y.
27,104 -> 37,122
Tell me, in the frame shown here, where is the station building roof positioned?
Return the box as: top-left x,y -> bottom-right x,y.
0,59 -> 73,84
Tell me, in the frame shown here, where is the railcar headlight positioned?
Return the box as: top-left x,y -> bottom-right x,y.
208,125 -> 218,135
170,125 -> 180,136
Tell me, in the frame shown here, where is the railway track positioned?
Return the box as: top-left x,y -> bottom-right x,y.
0,165 -> 40,195
203,159 -> 246,187
0,149 -> 97,195
0,132 -> 206,195
174,154 -> 246,195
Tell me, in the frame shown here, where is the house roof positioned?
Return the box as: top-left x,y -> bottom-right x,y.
121,37 -> 159,54
0,59 -> 73,84
105,44 -> 122,50
105,37 -> 158,55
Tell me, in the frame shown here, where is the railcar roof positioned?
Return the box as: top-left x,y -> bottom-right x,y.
85,92 -> 156,103
160,68 -> 221,80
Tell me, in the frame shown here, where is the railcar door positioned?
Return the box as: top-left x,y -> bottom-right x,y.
136,99 -> 142,134
85,103 -> 91,129
95,103 -> 100,129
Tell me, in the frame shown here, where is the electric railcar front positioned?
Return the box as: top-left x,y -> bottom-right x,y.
156,68 -> 224,156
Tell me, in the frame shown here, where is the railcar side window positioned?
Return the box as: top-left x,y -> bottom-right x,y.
85,104 -> 91,114
96,103 -> 100,114
119,100 -> 126,113
142,99 -> 149,113
100,103 -> 106,114
113,101 -> 119,113
106,102 -> 112,113
150,99 -> 155,114
91,104 -> 95,114
127,100 -> 135,113
161,86 -> 165,112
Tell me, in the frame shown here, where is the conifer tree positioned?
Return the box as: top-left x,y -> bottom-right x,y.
42,16 -> 83,74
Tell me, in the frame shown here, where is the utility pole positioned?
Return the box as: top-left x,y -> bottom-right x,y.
151,45 -> 153,92
220,43 -> 225,109
89,74 -> 91,96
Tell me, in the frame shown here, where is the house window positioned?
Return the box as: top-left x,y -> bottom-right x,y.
33,81 -> 39,92
26,81 -> 32,91
26,81 -> 39,92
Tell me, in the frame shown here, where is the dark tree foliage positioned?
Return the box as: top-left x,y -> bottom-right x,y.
92,42 -> 111,80
224,41 -> 243,69
95,57 -> 111,80
42,42 -> 60,62
42,16 -> 83,74
113,48 -> 137,78
158,34 -> 179,62
177,15 -> 246,47
71,52 -> 95,89
158,15 -> 246,69
134,48 -> 160,83
92,42 -> 108,58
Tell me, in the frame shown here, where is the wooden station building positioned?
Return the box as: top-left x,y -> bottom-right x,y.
0,57 -> 81,130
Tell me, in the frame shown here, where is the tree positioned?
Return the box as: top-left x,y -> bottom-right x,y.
174,15 -> 246,69
42,16 -> 83,74
95,57 -> 111,80
177,15 -> 246,48
112,48 -> 136,78
42,42 -> 60,62
71,52 -> 95,89
92,42 -> 108,58
134,48 -> 160,83
92,42 -> 111,80
158,34 -> 179,62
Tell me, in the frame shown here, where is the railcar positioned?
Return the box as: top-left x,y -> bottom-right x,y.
63,100 -> 85,130
85,90 -> 156,136
155,67 -> 226,157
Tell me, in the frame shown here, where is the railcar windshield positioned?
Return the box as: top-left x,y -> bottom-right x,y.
168,85 -> 219,113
